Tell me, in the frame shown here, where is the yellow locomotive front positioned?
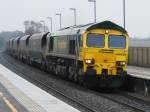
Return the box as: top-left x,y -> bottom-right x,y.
80,22 -> 128,87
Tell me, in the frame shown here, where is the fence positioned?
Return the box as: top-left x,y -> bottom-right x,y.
128,47 -> 150,67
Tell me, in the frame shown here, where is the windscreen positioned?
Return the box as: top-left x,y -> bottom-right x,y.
108,35 -> 126,49
87,34 -> 104,48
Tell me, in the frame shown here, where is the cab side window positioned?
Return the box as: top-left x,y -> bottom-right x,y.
78,34 -> 83,47
69,40 -> 75,54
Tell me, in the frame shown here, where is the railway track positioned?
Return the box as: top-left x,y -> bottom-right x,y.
1,52 -> 150,112
24,75 -> 98,112
1,53 -> 98,112
95,92 -> 148,112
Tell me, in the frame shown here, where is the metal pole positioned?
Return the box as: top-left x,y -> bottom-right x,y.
69,8 -> 77,26
94,0 -> 96,23
40,20 -> 46,32
50,18 -> 52,32
60,14 -> 62,29
47,17 -> 53,32
44,21 -> 45,32
123,0 -> 126,29
75,9 -> 77,25
56,13 -> 62,29
88,0 -> 97,23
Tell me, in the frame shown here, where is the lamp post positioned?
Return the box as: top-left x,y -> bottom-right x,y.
56,13 -> 62,29
123,0 -> 126,29
88,0 -> 96,23
40,20 -> 46,32
69,8 -> 77,26
47,17 -> 53,32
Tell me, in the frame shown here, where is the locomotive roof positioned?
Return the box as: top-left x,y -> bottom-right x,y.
86,21 -> 127,33
54,21 -> 127,36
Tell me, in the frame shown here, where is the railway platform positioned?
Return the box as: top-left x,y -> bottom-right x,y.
0,82 -> 27,112
128,66 -> 150,80
127,66 -> 150,96
0,64 -> 80,112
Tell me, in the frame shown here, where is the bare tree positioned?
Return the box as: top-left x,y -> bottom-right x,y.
24,20 -> 49,35
0,30 -> 24,48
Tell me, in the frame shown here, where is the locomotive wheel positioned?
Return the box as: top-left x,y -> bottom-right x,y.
78,76 -> 84,86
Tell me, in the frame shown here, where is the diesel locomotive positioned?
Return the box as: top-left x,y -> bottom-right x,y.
6,21 -> 129,88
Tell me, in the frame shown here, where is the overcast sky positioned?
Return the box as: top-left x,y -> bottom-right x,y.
0,0 -> 150,38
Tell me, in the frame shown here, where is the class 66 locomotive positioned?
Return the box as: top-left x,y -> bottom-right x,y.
7,21 -> 128,88
46,21 -> 128,88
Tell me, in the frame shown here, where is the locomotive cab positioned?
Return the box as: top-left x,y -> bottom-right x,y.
80,22 -> 128,87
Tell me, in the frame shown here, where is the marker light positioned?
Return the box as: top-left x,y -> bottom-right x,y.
105,30 -> 109,34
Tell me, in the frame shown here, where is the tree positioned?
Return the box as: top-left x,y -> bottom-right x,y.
24,20 -> 49,35
0,30 -> 24,48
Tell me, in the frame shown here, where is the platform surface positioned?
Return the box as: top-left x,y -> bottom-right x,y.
0,81 -> 28,112
0,64 -> 80,112
128,66 -> 150,80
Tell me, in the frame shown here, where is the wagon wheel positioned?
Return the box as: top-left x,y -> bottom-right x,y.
78,76 -> 84,86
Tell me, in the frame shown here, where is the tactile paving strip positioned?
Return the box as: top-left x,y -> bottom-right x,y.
0,74 -> 47,112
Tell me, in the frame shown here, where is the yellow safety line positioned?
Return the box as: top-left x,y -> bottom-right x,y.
0,92 -> 18,112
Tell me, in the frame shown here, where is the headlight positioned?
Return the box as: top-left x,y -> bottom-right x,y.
120,62 -> 126,65
85,59 -> 95,64
116,61 -> 126,66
